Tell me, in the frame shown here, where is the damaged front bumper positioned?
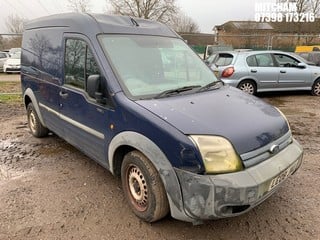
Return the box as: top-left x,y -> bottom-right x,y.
174,139 -> 303,221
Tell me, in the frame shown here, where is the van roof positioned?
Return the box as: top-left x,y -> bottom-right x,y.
25,12 -> 179,38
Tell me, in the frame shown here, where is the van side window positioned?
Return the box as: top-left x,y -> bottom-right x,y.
64,39 -> 100,89
86,48 -> 100,76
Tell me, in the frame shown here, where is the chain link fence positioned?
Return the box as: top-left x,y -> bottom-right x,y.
2,32 -> 320,56
181,33 -> 320,55
219,34 -> 320,52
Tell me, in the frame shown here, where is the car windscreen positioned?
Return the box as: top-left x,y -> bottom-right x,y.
290,53 -> 308,63
10,52 -> 21,59
98,35 -> 219,99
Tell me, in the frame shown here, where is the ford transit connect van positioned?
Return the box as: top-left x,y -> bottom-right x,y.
21,13 -> 303,224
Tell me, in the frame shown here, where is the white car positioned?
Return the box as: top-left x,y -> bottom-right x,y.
4,52 -> 21,73
0,51 -> 10,72
9,47 -> 22,57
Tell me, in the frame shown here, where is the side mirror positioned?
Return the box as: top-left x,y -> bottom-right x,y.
87,74 -> 105,104
297,62 -> 307,69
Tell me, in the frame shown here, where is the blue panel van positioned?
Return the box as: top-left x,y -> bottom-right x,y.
21,13 -> 303,224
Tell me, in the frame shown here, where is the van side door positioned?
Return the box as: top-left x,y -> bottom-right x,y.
59,37 -> 111,166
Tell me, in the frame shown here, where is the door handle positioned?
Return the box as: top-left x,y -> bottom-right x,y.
59,91 -> 68,98
280,70 -> 286,73
250,69 -> 257,73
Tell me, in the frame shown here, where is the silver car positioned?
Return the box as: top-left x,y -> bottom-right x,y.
210,50 -> 320,96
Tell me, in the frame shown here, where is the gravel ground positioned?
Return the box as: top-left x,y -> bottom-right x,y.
0,78 -> 319,239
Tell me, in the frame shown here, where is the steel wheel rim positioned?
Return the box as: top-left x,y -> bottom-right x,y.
127,165 -> 148,211
314,82 -> 320,95
240,83 -> 254,94
29,110 -> 37,133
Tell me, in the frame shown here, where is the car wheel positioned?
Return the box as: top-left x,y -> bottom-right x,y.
311,79 -> 320,96
27,103 -> 49,137
121,150 -> 169,222
238,80 -> 256,95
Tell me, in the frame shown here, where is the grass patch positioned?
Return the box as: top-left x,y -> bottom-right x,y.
0,93 -> 22,104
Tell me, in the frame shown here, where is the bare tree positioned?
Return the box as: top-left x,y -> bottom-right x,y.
309,0 -> 320,16
170,12 -> 200,33
5,14 -> 27,48
277,0 -> 314,14
296,0 -> 310,13
5,14 -> 27,34
107,0 -> 178,23
67,0 -> 92,13
306,0 -> 320,44
277,0 -> 320,44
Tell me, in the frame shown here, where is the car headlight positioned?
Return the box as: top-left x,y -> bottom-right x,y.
189,135 -> 243,174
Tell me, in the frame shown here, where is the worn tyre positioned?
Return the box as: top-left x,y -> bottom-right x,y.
311,79 -> 320,96
27,103 -> 48,137
238,80 -> 256,95
121,150 -> 169,222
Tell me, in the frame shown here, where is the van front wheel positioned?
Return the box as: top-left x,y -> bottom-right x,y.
27,103 -> 48,137
121,150 -> 169,222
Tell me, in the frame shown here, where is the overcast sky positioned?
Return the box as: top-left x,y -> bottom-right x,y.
0,0 -> 258,33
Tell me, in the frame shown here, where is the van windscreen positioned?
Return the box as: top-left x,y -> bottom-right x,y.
98,35 -> 219,99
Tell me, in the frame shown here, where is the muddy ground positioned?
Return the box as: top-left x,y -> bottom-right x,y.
0,76 -> 319,239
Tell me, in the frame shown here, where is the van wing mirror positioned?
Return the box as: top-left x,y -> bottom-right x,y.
87,74 -> 105,104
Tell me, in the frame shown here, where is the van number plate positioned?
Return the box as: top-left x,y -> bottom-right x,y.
268,164 -> 296,191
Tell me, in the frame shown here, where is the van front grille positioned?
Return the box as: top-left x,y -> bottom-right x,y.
240,131 -> 292,168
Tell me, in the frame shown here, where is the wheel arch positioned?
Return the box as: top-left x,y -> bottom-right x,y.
108,131 -> 193,222
23,88 -> 46,127
108,132 -> 173,176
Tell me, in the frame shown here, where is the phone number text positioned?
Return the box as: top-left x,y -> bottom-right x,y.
255,12 -> 315,23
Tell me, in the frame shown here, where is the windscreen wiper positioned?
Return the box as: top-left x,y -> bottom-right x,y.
154,85 -> 201,99
196,80 -> 223,93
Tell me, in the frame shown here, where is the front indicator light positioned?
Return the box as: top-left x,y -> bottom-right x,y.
190,135 -> 243,174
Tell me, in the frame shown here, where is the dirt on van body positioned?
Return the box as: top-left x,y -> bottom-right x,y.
0,82 -> 319,239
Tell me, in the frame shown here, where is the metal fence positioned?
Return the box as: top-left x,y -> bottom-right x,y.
2,33 -> 320,54
217,34 -> 320,52
182,33 -> 320,54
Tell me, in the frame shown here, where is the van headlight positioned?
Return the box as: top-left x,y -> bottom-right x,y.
189,135 -> 243,174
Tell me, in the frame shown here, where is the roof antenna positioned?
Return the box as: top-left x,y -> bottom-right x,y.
130,17 -> 139,27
